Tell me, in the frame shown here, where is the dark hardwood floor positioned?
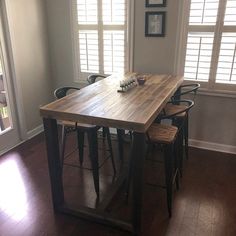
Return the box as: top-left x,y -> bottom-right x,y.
0,131 -> 236,236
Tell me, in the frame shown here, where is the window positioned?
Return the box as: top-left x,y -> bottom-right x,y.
73,0 -> 131,80
180,0 -> 236,91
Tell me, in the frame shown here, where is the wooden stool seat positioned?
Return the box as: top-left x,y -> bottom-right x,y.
61,120 -> 96,129
164,104 -> 187,118
148,123 -> 178,144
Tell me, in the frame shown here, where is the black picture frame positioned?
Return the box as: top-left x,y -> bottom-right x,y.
145,12 -> 166,37
146,0 -> 167,7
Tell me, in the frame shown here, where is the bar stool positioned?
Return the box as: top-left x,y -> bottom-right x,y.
159,99 -> 195,176
147,100 -> 194,216
54,86 -> 116,196
146,123 -> 179,217
164,83 -> 200,160
126,100 -> 194,216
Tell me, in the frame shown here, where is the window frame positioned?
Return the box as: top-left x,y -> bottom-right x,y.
70,0 -> 134,82
175,0 -> 236,95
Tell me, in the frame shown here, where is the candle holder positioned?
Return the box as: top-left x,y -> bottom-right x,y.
117,77 -> 137,92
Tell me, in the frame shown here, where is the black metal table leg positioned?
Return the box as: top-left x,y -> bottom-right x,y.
87,128 -> 99,196
43,118 -> 64,211
131,132 -> 146,235
117,129 -> 124,161
164,144 -> 173,218
77,130 -> 85,165
184,114 -> 189,160
104,127 -> 116,175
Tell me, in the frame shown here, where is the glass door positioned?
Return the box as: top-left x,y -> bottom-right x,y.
0,4 -> 20,154
0,55 -> 10,132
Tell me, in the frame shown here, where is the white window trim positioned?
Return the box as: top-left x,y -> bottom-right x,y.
174,0 -> 190,77
69,0 -> 134,83
127,0 -> 135,72
174,0 -> 236,96
69,0 -> 80,82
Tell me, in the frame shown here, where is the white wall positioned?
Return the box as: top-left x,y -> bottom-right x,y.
45,0 -> 236,150
5,0 -> 53,132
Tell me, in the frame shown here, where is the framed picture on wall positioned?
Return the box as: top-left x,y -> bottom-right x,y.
146,0 -> 167,7
145,12 -> 166,37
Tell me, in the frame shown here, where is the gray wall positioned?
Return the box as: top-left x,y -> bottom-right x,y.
133,0 -> 236,147
45,0 -> 236,147
45,0 -> 78,89
133,1 -> 179,74
190,94 -> 236,146
6,0 -> 53,132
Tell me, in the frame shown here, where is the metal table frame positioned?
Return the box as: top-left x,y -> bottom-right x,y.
43,118 -> 146,235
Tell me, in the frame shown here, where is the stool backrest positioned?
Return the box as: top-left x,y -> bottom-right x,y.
54,86 -> 80,99
172,83 -> 200,102
87,74 -> 107,84
157,99 -> 194,122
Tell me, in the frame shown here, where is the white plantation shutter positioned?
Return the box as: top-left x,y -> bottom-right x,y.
214,0 -> 236,85
216,33 -> 236,83
102,0 -> 125,25
189,0 -> 219,25
76,0 -> 128,78
103,30 -> 125,74
77,0 -> 98,24
183,0 -> 236,89
184,0 -> 220,82
185,33 -> 214,81
79,31 -> 99,73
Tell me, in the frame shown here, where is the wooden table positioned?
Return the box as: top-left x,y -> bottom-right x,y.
40,73 -> 183,235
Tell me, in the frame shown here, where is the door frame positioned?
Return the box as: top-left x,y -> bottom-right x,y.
0,0 -> 27,154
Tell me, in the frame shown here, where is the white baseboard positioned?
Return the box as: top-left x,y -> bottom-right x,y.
108,129 -> 236,155
189,139 -> 236,155
0,125 -> 44,156
27,124 -> 44,139
0,140 -> 25,156
2,125 -> 236,157
110,130 -> 236,154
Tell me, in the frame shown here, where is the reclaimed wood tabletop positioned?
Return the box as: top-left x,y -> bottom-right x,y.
40,73 -> 183,132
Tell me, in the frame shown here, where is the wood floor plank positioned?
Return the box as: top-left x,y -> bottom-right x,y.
0,132 -> 236,236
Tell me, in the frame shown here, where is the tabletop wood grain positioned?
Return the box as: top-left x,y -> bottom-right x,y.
40,73 -> 183,132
